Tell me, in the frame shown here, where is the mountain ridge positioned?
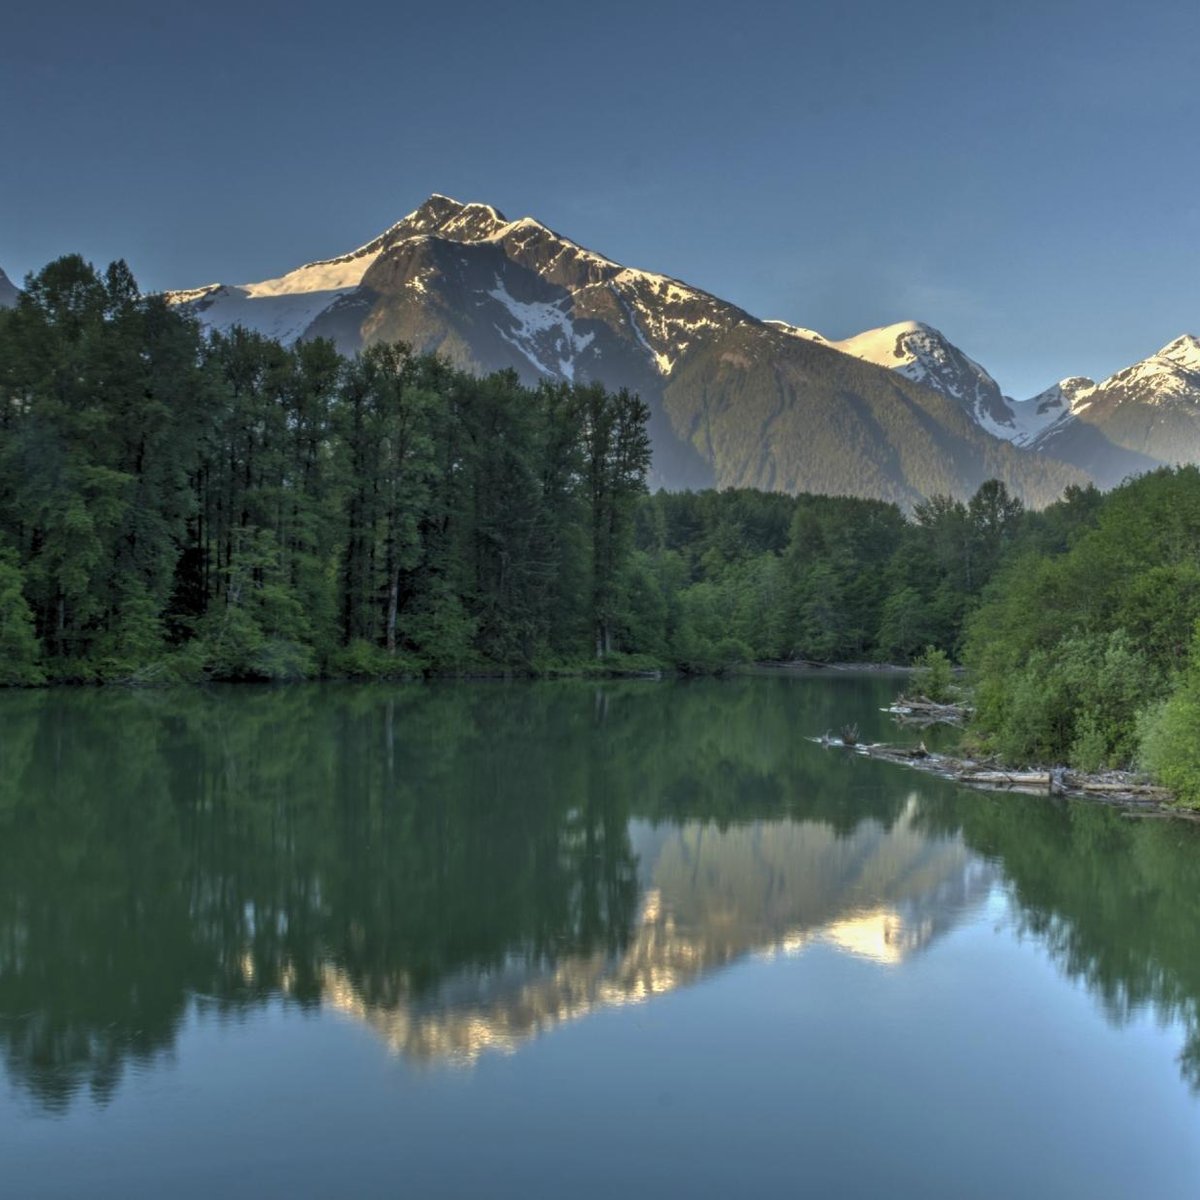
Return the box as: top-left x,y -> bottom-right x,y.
159,195 -> 1192,504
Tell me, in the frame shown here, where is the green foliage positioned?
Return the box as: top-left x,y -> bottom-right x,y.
330,640 -> 426,680
966,469 -> 1200,779
9,249 -> 1200,737
910,646 -> 954,703
878,588 -> 932,662
402,591 -> 481,672
0,550 -> 44,686
980,631 -> 1158,768
0,256 -> 657,682
1138,629 -> 1200,808
92,581 -> 167,682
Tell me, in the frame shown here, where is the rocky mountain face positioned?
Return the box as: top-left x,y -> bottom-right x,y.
0,267 -> 19,309
1035,336 -> 1200,470
803,319 -> 1017,437
165,195 -> 1093,506
957,337 -> 1200,488
163,194 -> 1200,502
817,323 -> 1191,490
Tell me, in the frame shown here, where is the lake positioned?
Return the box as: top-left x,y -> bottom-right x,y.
2,673 -> 1199,1198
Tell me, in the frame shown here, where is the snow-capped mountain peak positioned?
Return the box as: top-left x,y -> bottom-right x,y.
824,320 -> 1015,436
1152,334 -> 1200,375
1015,339 -> 1200,483
153,194 -> 1200,500
1035,376 -> 1096,415
1005,376 -> 1097,446
165,193 -> 757,388
1087,332 -> 1200,408
832,320 -> 994,390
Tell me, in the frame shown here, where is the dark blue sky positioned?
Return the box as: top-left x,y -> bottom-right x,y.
3,0 -> 1197,397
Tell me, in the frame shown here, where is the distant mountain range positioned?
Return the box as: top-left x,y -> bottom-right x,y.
5,197 -> 1196,504
775,316 -> 1189,490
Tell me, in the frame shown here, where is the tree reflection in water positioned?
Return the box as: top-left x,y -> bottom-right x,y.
1,675 -> 1198,1111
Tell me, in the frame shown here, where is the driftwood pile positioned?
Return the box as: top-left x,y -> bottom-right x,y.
812,734 -> 1191,818
885,695 -> 973,726
813,681 -> 1199,820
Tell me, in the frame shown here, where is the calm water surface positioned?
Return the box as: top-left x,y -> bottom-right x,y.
2,674 -> 1199,1198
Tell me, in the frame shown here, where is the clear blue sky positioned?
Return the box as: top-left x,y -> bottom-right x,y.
2,0 -> 1197,398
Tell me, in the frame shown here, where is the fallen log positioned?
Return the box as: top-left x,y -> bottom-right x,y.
886,696 -> 972,726
813,731 -> 1192,818
1122,809 -> 1200,823
865,743 -> 932,761
958,770 -> 1052,788
1067,780 -> 1171,797
892,695 -> 973,713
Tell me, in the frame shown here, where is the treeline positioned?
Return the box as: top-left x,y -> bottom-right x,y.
628,477 -> 1032,668
4,255 -> 1200,801
0,255 -> 651,681
632,465 -> 1200,804
0,252 -> 1048,684
963,466 -> 1200,805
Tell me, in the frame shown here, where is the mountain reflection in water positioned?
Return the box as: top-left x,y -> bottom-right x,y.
2,675 -> 1200,1114
320,803 -> 995,1063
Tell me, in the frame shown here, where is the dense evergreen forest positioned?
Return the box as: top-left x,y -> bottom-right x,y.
0,256 -> 652,681
2,255 -> 1200,803
0,253 -> 1050,683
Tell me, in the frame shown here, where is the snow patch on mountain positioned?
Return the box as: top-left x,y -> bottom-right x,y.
608,269 -> 739,375
158,194 -> 1199,466
1008,377 -> 1096,446
166,283 -> 356,345
486,277 -> 595,381
163,223 -> 401,342
612,285 -> 674,375
1094,334 -> 1200,406
766,320 -> 828,344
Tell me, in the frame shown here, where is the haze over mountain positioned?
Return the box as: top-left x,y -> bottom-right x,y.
159,195 -> 1199,505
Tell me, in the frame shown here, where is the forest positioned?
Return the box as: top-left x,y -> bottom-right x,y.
2,255 -> 1200,802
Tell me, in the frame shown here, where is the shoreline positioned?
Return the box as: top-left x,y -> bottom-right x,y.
814,734 -> 1198,822
1,657 -> 911,691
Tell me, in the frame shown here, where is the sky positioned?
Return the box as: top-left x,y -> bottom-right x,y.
2,0 -> 1197,398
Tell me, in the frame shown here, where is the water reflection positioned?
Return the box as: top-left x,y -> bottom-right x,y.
1,676 -> 1199,1111
320,802 -> 995,1063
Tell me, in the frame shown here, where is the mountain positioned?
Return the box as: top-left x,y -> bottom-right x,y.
166,195 -> 1086,506
809,319 -> 1016,438
1055,335 -> 1200,459
1009,376 -> 1097,446
0,267 -> 18,309
820,318 -> 1192,490
999,337 -> 1200,487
